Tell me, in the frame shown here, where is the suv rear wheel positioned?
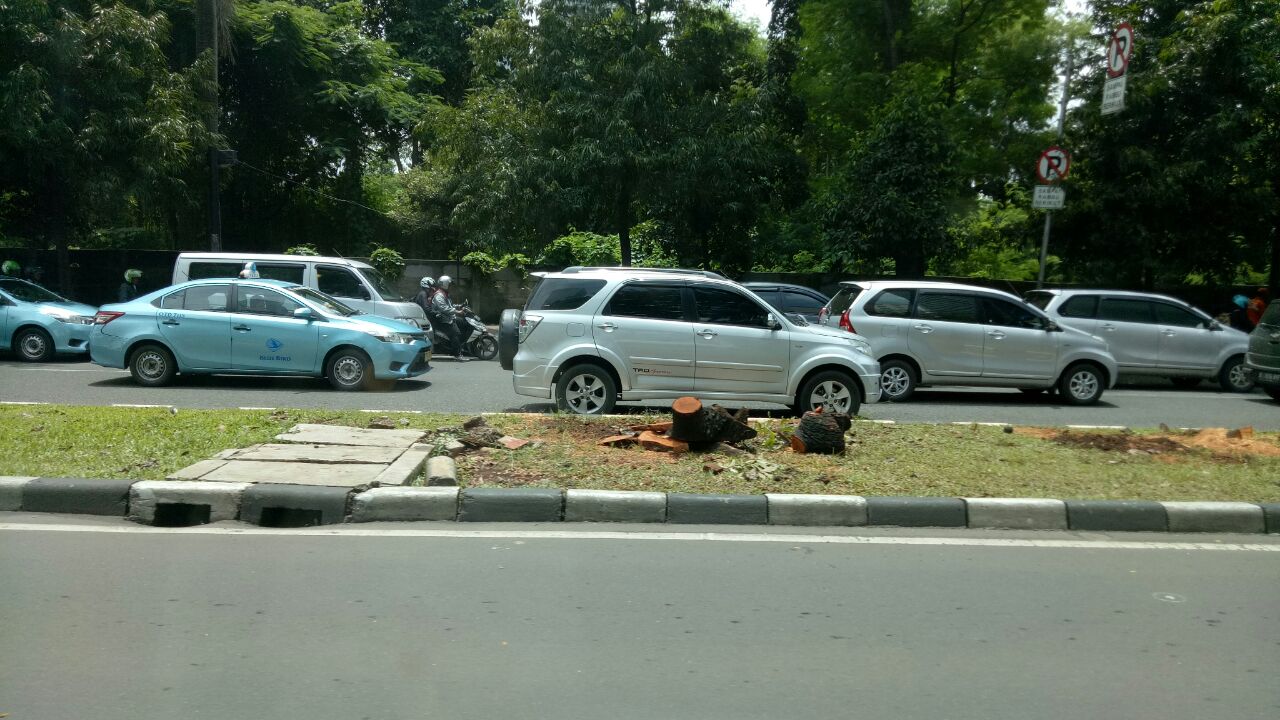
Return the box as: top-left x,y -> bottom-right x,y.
796,370 -> 861,416
556,363 -> 617,415
1058,363 -> 1105,405
878,359 -> 916,402
1218,356 -> 1253,393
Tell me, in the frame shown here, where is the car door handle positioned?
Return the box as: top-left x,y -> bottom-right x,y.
596,322 -> 617,332
987,330 -> 1006,340
161,320 -> 180,327
912,323 -> 933,334
697,329 -> 718,338
1099,324 -> 1116,331
1161,329 -> 1177,336
233,324 -> 251,332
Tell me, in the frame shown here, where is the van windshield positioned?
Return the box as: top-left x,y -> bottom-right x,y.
288,286 -> 359,317
357,267 -> 403,301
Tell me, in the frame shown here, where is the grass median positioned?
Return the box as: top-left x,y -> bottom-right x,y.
2,405 -> 1278,502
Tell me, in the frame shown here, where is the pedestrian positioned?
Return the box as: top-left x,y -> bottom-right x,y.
1246,287 -> 1270,327
1228,294 -> 1253,332
2,260 -> 20,278
118,268 -> 143,302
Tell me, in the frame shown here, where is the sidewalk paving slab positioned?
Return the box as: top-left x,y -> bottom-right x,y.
274,424 -> 426,448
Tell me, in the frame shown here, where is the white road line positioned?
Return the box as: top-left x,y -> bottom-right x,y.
0,401 -> 47,405
1,522 -> 1276,552
952,421 -> 1009,427
359,409 -> 423,414
238,407 -> 277,411
1,367 -> 124,373
111,404 -> 172,409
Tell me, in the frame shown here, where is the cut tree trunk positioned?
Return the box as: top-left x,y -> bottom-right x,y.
669,397 -> 757,446
638,430 -> 688,453
791,407 -> 852,454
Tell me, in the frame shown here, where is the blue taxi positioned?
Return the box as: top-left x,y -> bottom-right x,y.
90,278 -> 432,390
0,277 -> 98,361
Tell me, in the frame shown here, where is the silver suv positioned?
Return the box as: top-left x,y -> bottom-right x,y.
819,280 -> 1118,405
498,267 -> 881,415
1026,289 -> 1252,392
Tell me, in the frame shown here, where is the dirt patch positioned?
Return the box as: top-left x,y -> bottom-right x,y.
1050,431 -> 1187,455
538,415 -> 625,443
460,456 -> 548,487
1023,426 -> 1280,460
1183,428 -> 1280,457
1013,427 -> 1058,441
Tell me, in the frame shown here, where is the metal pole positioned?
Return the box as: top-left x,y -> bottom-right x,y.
206,0 -> 222,252
1037,50 -> 1074,289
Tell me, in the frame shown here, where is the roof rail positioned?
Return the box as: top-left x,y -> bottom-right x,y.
561,266 -> 726,279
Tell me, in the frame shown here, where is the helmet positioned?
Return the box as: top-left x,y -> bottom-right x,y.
124,268 -> 143,282
420,276 -> 435,288
2,260 -> 20,275
1233,294 -> 1249,309
437,275 -> 452,289
238,262 -> 260,279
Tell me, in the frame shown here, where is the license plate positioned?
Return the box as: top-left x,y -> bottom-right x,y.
1257,371 -> 1280,384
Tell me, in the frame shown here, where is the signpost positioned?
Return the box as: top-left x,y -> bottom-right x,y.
1101,22 -> 1134,116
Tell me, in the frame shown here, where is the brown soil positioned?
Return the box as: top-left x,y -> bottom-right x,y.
460,456 -> 548,487
1017,426 -> 1280,459
1050,431 -> 1187,454
1183,428 -> 1280,457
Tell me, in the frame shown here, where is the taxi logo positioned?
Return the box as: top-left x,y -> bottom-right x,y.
266,338 -> 284,351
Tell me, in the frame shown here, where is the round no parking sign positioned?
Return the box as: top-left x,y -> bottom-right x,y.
1036,146 -> 1071,184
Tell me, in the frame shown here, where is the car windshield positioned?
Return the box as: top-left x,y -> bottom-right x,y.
286,285 -> 360,317
0,278 -> 68,303
357,267 -> 403,301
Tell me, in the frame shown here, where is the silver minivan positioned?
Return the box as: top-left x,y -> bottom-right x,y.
173,253 -> 427,328
819,280 -> 1119,405
1026,289 -> 1252,392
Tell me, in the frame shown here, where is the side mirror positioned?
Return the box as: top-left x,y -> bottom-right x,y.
293,307 -> 315,321
1046,320 -> 1062,332
767,313 -> 783,331
1208,320 -> 1223,331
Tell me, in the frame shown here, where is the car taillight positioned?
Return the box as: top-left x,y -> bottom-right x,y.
94,311 -> 125,325
838,310 -> 856,334
818,307 -> 829,323
518,313 -> 542,343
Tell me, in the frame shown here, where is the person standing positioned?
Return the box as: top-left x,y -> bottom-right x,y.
1228,294 -> 1253,332
118,269 -> 143,302
1246,288 -> 1270,327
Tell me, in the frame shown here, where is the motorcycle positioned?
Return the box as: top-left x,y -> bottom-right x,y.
426,300 -> 498,360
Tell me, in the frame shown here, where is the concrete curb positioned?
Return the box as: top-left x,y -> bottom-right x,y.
1,476 -> 1277,534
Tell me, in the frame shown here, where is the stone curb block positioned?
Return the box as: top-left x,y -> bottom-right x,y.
426,456 -> 458,487
1261,504 -> 1280,535
965,498 -> 1068,530
667,493 -> 767,525
1161,502 -> 1265,534
459,488 -> 562,522
866,496 -> 966,527
0,476 -> 36,511
766,494 -> 866,527
1066,500 -> 1167,532
350,487 -> 459,522
240,484 -> 351,527
564,490 -> 667,523
22,477 -> 135,516
129,481 -> 252,524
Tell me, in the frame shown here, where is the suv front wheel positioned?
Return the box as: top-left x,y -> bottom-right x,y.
878,359 -> 917,402
556,363 -> 617,415
796,370 -> 861,416
1057,363 -> 1105,405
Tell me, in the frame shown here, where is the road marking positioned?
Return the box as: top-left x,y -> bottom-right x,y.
1,522 -> 1276,552
111,404 -> 172,409
359,409 -> 423,414
238,407 -> 277,411
952,421 -> 1009,427
0,401 -> 47,405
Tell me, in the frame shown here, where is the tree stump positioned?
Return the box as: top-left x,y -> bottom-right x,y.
669,397 -> 757,446
791,407 -> 851,454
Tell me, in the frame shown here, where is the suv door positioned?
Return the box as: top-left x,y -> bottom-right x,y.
230,286 -> 320,373
156,284 -> 232,370
1153,301 -> 1217,372
316,264 -> 375,315
979,296 -> 1056,379
594,282 -> 695,391
691,284 -> 789,394
1097,297 -> 1159,369
909,291 -> 984,377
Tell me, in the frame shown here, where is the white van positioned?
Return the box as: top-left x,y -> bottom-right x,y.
172,252 -> 427,328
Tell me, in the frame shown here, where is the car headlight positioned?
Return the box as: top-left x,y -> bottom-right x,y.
368,331 -> 413,344
397,317 -> 421,329
52,314 -> 95,325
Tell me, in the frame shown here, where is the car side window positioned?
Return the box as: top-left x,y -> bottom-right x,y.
781,290 -> 823,315
184,285 -> 230,312
1098,298 -> 1153,324
693,286 -> 770,327
915,292 -> 979,323
256,264 -> 306,285
158,290 -> 185,309
606,284 -> 686,321
188,262 -> 243,280
235,288 -> 303,317
982,297 -> 1047,330
317,265 -> 367,300
1154,302 -> 1205,328
827,287 -> 861,314
867,289 -> 914,317
1059,295 -> 1098,318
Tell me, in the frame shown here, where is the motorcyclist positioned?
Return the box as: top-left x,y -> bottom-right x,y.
118,269 -> 143,302
2,260 -> 20,278
414,277 -> 435,319
430,275 -> 468,362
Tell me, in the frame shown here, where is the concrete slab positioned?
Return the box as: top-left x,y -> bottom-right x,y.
1067,500 -> 1167,532
866,496 -> 967,527
0,476 -> 36,511
166,458 -> 229,481
1161,502 -> 1265,534
129,481 -> 252,524
22,478 -> 134,516
350,487 -> 459,522
426,456 -> 458,486
372,444 -> 432,487
274,424 -> 425,448
240,484 -> 351,526
199,460 -> 386,488
667,493 -> 768,525
766,494 -> 867,527
965,498 -> 1068,530
234,444 -> 403,465
565,490 -> 667,523
459,488 -> 562,522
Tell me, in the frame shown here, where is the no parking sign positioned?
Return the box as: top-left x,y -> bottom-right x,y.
1036,146 -> 1071,184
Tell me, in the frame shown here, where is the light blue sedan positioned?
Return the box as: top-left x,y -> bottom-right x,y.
90,279 -> 432,390
0,277 -> 97,361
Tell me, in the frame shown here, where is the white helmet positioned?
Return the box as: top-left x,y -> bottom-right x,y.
437,275 -> 452,289
420,276 -> 435,288
238,262 -> 260,279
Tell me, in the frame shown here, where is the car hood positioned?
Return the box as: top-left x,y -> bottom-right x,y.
1060,324 -> 1108,348
792,323 -> 873,346
341,313 -> 424,335
26,300 -> 98,317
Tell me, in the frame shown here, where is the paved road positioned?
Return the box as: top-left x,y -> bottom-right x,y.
2,355 -> 1278,428
1,515 -> 1278,720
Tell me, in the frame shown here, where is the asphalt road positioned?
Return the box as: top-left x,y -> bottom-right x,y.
4,355 -> 1278,428
1,515 -> 1278,720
